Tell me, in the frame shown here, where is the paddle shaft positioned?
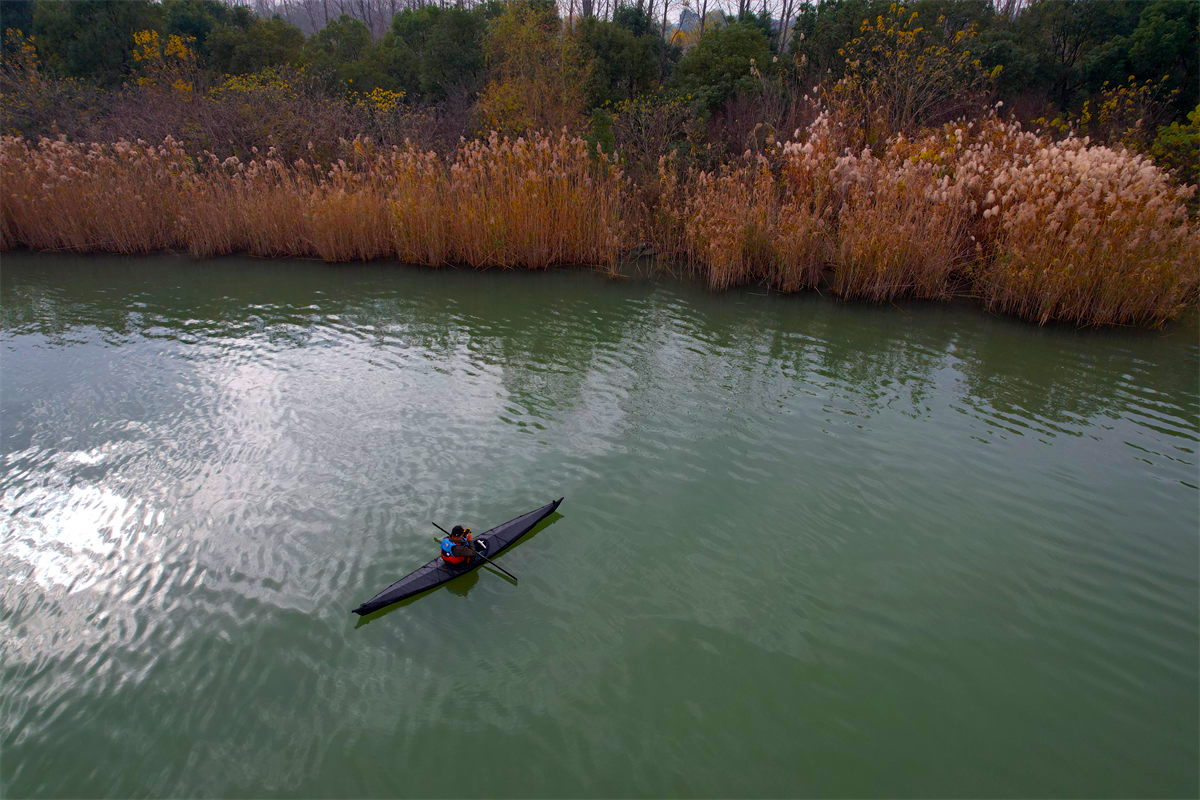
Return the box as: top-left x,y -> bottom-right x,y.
432,523 -> 519,583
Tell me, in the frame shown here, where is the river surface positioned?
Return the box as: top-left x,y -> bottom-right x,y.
1,253 -> 1197,798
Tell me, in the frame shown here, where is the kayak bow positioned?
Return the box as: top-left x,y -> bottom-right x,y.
351,497 -> 563,615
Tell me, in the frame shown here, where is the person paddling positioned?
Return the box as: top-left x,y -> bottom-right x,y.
440,525 -> 482,567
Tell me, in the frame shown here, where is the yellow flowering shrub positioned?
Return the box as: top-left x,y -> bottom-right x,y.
206,68 -> 308,110
1035,76 -> 1179,153
2,28 -> 41,81
130,30 -> 196,94
354,87 -> 406,115
828,3 -> 998,143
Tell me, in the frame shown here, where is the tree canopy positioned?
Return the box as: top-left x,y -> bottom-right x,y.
2,0 -> 1196,135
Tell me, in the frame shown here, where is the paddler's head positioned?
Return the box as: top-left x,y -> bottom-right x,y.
450,525 -> 470,540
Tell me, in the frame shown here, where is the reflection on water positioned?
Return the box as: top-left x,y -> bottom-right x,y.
1,253 -> 1197,798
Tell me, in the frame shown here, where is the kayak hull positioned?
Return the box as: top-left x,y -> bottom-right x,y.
352,497 -> 563,615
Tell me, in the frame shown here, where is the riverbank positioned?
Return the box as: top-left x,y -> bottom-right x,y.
2,117 -> 1197,328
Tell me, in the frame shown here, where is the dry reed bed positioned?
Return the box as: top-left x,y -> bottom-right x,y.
2,121 -> 1197,327
677,114 -> 1198,326
1,131 -> 625,270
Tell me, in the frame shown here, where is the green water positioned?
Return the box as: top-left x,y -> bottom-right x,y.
2,253 -> 1197,798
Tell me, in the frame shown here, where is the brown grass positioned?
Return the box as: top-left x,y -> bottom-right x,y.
975,138 -> 1200,326
1,136 -> 189,253
833,158 -> 969,301
446,132 -> 623,269
1,116 -> 1196,327
3,132 -> 624,270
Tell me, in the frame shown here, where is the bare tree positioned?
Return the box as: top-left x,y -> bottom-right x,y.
1002,0 -> 1030,20
234,0 -> 749,39
776,0 -> 796,53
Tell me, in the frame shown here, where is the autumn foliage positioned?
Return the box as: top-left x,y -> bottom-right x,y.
1,4 -> 1198,327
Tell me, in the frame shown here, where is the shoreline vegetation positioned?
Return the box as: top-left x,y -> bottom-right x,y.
4,120 -> 1197,328
2,0 -> 1198,327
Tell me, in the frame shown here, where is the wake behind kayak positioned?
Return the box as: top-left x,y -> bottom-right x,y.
352,498 -> 563,615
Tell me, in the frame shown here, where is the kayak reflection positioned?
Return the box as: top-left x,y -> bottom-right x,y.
352,570 -> 480,627
445,568 -> 482,597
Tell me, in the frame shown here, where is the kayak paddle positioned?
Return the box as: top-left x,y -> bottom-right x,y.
432,523 -> 519,583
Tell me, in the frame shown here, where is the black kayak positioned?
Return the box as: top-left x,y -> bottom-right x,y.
352,497 -> 563,615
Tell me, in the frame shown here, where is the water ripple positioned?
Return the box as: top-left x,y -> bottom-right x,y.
0,257 -> 1196,798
